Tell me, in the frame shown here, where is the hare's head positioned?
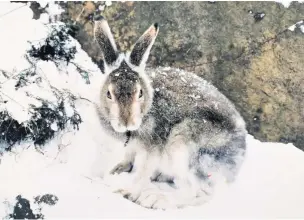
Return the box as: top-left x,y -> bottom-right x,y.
94,18 -> 159,133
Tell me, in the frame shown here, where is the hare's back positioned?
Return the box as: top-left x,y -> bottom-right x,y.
144,67 -> 246,145
147,67 -> 240,118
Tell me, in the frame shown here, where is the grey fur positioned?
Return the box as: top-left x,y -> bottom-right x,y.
94,19 -> 118,65
146,67 -> 247,174
130,23 -> 159,66
94,18 -> 247,209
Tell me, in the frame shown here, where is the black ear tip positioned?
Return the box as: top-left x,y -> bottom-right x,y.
153,23 -> 159,30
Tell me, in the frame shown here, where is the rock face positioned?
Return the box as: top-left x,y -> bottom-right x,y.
51,1 -> 303,149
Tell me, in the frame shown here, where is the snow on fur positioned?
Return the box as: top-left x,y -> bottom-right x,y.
0,2 -> 304,219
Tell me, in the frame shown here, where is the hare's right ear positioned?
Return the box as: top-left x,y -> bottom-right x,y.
94,18 -> 118,66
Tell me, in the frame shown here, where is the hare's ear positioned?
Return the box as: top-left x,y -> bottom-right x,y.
129,23 -> 159,68
94,18 -> 118,66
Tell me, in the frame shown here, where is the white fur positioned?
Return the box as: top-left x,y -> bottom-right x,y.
110,134 -> 204,208
113,139 -> 213,209
103,53 -> 126,75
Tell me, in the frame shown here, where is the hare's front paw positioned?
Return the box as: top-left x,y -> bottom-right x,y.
110,161 -> 133,175
136,189 -> 177,210
114,188 -> 141,202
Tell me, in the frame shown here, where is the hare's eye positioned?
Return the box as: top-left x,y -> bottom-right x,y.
139,89 -> 143,98
107,91 -> 112,99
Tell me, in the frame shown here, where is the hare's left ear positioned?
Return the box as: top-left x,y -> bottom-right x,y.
94,18 -> 118,66
129,23 -> 159,69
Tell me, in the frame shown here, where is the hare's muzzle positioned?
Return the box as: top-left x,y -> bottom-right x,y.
118,102 -> 141,132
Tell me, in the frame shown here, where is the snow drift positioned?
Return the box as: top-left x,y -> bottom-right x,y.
0,2 -> 304,219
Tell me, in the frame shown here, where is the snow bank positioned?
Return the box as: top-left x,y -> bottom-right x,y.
0,2 -> 304,219
1,131 -> 304,218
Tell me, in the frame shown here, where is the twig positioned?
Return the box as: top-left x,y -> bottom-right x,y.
81,175 -> 110,187
74,6 -> 85,25
78,96 -> 95,104
0,3 -> 27,19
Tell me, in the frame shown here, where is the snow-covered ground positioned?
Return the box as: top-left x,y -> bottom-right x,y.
0,2 -> 304,219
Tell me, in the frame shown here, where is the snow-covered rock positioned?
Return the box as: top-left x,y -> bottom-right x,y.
0,3 -> 103,151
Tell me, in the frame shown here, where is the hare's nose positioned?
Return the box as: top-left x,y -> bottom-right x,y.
120,113 -> 130,127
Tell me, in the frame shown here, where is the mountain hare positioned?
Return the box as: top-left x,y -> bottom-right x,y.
94,18 -> 247,210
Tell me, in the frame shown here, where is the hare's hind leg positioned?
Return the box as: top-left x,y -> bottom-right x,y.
135,118 -> 246,210
135,119 -> 208,209
135,140 -> 204,209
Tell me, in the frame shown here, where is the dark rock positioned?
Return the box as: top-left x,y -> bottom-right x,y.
9,195 -> 44,219
253,12 -> 266,22
29,2 -> 47,20
7,194 -> 59,219
54,1 -> 304,149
